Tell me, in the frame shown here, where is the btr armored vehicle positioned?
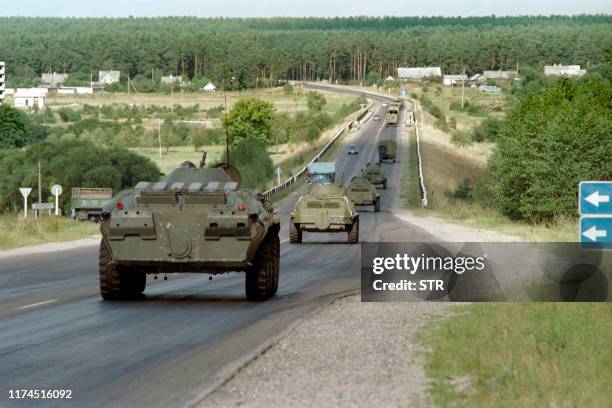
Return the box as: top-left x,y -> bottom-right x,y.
363,162 -> 387,189
347,176 -> 380,211
289,162 -> 359,244
98,159 -> 280,301
377,140 -> 397,163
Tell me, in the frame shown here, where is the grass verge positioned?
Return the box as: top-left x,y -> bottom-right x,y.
0,215 -> 99,251
418,303 -> 612,408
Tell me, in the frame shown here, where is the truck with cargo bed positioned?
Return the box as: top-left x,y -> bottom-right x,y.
71,188 -> 113,222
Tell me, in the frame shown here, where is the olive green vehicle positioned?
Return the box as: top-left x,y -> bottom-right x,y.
290,163 -> 359,244
377,140 -> 397,163
347,176 -> 380,211
363,162 -> 387,189
98,160 -> 280,301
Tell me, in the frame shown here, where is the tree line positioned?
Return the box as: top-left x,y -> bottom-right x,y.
1,16 -> 610,88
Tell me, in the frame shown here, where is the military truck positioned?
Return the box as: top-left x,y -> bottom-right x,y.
347,176 -> 380,211
290,162 -> 359,244
71,188 -> 113,222
377,140 -> 397,163
386,106 -> 399,127
98,160 -> 280,301
363,163 -> 387,189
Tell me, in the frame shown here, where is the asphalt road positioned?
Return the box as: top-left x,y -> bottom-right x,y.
0,87 -> 437,408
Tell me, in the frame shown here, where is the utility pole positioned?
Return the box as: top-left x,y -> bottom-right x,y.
127,74 -> 130,95
275,128 -> 279,154
158,121 -> 162,158
37,161 -> 42,219
461,68 -> 465,109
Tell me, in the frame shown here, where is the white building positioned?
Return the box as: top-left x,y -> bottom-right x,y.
98,70 -> 121,84
14,88 -> 48,109
161,75 -> 182,84
544,64 -> 586,77
397,67 -> 442,80
483,70 -> 518,80
0,62 -> 5,104
202,81 -> 216,92
443,74 -> 468,86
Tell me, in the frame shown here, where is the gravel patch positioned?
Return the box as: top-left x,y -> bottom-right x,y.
203,296 -> 452,407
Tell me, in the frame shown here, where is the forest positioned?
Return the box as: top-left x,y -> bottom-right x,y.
1,16 -> 611,88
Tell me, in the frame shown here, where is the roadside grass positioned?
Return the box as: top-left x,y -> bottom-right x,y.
418,303 -> 612,408
0,214 -> 99,251
130,145 -> 225,175
399,127 -> 422,208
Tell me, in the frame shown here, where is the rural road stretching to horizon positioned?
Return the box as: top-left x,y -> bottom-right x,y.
0,86 -> 441,408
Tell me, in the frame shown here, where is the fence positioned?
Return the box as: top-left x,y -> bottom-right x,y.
263,99 -> 373,199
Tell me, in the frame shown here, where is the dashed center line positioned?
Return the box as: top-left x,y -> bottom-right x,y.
20,299 -> 58,310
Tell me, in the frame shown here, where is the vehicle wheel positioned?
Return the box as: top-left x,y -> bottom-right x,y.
347,218 -> 359,244
374,198 -> 380,212
246,233 -> 280,301
392,159 -> 396,163
99,240 -> 146,300
382,180 -> 387,189
289,223 -> 302,243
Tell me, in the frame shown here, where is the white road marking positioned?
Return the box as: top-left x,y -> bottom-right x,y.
20,299 -> 58,310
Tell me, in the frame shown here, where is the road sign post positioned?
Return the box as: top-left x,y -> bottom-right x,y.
51,184 -> 63,216
579,181 -> 612,250
19,188 -> 32,218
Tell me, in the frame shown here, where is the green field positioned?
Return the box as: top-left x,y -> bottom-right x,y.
419,303 -> 612,408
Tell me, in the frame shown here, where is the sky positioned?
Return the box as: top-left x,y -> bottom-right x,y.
1,0 -> 610,17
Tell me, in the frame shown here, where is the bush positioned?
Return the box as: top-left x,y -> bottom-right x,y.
306,91 -> 327,111
0,139 -> 160,213
488,77 -> 612,222
223,138 -> 274,189
449,100 -> 470,111
448,116 -> 457,130
58,108 -> 82,122
434,119 -> 449,132
450,130 -> 471,146
471,117 -> 502,142
445,177 -> 474,202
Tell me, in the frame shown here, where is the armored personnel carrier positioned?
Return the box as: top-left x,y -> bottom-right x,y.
363,162 -> 387,189
377,140 -> 397,163
289,162 -> 359,244
386,106 -> 399,127
347,176 -> 380,211
98,159 -> 280,301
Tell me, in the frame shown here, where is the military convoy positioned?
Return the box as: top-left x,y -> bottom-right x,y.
386,106 -> 399,127
71,188 -> 113,222
347,176 -> 380,211
289,162 -> 359,244
99,159 -> 280,301
377,140 -> 397,163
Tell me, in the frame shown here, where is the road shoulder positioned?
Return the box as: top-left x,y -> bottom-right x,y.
0,235 -> 100,260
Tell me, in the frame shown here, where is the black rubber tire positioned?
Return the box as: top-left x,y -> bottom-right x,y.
347,218 -> 359,244
245,233 -> 280,301
382,180 -> 387,190
289,223 -> 302,244
99,240 -> 146,300
374,198 -> 380,212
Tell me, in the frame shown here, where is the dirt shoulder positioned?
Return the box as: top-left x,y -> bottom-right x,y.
203,296 -> 452,408
0,235 -> 100,260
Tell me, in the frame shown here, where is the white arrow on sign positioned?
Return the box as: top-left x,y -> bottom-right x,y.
582,225 -> 608,242
585,191 -> 610,207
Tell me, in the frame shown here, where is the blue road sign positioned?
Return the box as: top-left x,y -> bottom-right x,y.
579,181 -> 612,216
580,217 -> 612,250
401,88 -> 408,97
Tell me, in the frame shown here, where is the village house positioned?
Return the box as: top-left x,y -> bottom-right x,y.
469,73 -> 487,85
161,75 -> 182,84
202,81 -> 216,92
443,74 -> 467,86
544,64 -> 586,77
483,70 -> 518,80
397,67 -> 442,81
14,87 -> 47,109
41,72 -> 69,87
98,70 -> 121,84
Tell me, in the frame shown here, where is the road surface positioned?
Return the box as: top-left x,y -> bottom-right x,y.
0,87 -> 438,408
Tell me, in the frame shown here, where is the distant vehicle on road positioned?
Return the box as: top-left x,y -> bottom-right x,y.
347,145 -> 360,155
71,188 -> 112,222
386,106 -> 399,127
382,103 -> 388,107
290,162 -> 359,244
347,176 -> 380,211
363,162 -> 388,189
373,113 -> 382,121
377,140 -> 397,163
98,159 -> 280,301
